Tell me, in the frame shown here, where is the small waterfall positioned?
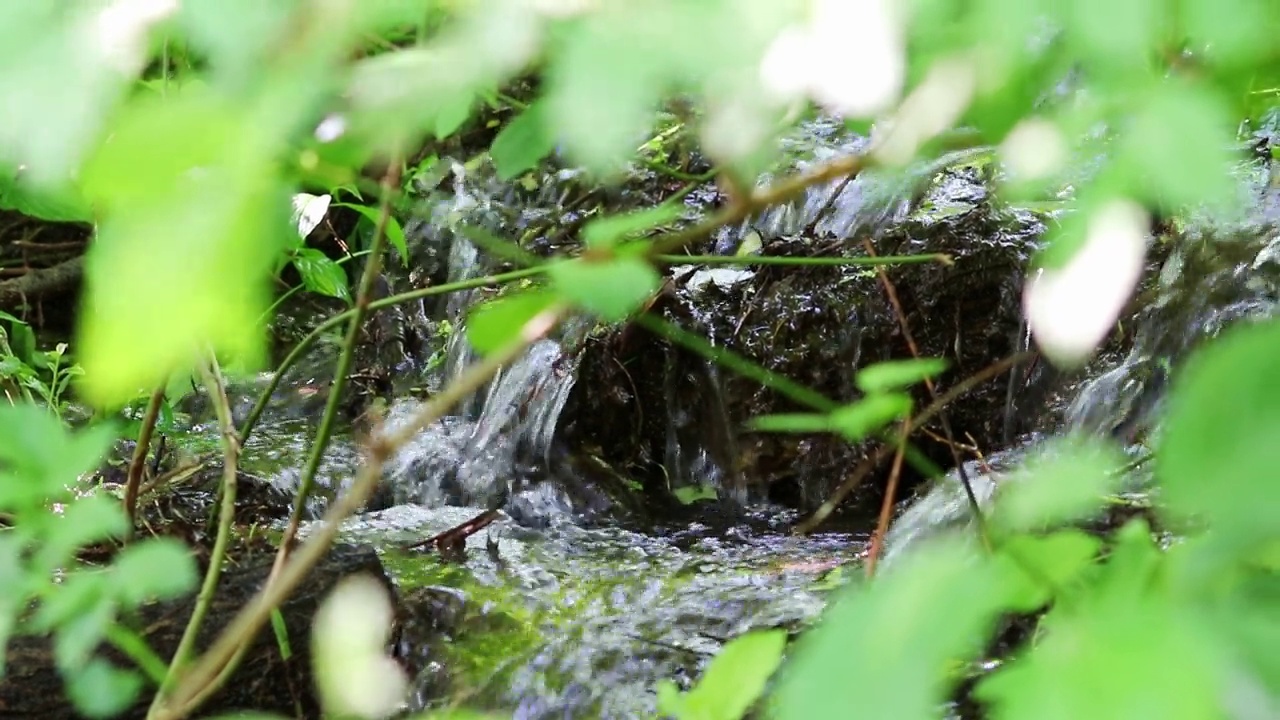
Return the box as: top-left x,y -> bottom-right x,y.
882,169 -> 1280,563
384,337 -> 579,512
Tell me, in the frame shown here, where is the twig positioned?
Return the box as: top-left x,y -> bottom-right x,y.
148,356 -> 239,718
795,352 -> 1030,535
124,387 -> 166,539
860,237 -> 990,553
150,304 -> 567,720
865,429 -> 907,577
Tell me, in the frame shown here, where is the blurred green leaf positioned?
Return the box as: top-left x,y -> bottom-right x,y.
0,407 -> 116,509
490,100 -> 555,181
32,571 -> 108,634
33,495 -> 129,572
1119,80 -> 1236,211
829,394 -> 913,442
176,0 -> 299,88
1061,0 -> 1162,76
991,436 -> 1127,531
856,358 -> 949,394
0,172 -> 94,222
291,249 -> 352,302
547,256 -> 659,322
747,413 -> 831,434
53,600 -> 114,671
77,91 -> 290,408
1158,318 -> 1280,553
435,91 -> 475,139
65,658 -> 142,719
466,290 -> 557,356
659,629 -> 786,720
1183,0 -> 1278,68
111,538 -> 197,605
994,530 -> 1102,611
774,539 -> 1012,720
582,205 -> 683,248
977,524 -> 1221,720
545,12 -> 662,177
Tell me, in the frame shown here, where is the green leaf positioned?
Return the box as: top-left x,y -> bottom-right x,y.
582,205 -> 683,248
993,530 -> 1103,611
1182,0 -> 1277,67
334,202 -> 409,267
674,629 -> 786,720
32,571 -> 109,634
78,90 -> 289,408
490,100 -> 555,181
1118,80 -> 1236,211
1158,318 -> 1280,551
545,12 -> 662,177
466,290 -> 558,356
991,436 -> 1127,531
54,600 -> 115,671
976,526 -> 1221,720
673,484 -> 718,505
747,413 -> 832,434
547,256 -> 660,323
1062,0 -> 1162,75
111,538 -> 198,606
829,394 -> 913,442
0,4 -> 162,189
33,494 -> 129,573
0,407 -> 117,510
65,657 -> 143,719
435,92 -> 475,139
856,358 -> 950,394
774,539 -> 1012,720
0,172 -> 94,222
291,248 -> 351,301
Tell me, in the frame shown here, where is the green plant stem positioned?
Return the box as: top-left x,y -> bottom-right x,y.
237,265 -> 547,445
270,159 -> 403,580
638,158 -> 716,182
124,387 -> 166,538
636,314 -> 836,411
106,624 -> 170,686
147,357 -> 239,719
152,304 -> 567,720
653,253 -> 953,267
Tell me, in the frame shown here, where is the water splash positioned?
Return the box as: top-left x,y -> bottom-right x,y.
385,338 -> 579,511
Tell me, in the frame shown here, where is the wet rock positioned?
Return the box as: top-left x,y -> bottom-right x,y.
566,160 -> 1051,518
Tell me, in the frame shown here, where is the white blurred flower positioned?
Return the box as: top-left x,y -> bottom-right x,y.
1000,118 -> 1067,182
89,0 -> 178,74
527,0 -> 596,17
760,0 -> 905,119
872,56 -> 976,166
312,574 -> 407,719
1024,199 -> 1149,368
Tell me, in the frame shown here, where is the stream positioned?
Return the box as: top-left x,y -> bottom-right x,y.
160,116 -> 1280,718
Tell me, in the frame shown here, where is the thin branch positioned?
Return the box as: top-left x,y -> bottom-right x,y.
150,304 -> 567,720
865,428 -> 907,577
148,356 -> 239,718
860,237 -> 989,549
124,386 -> 166,538
795,352 -> 1030,535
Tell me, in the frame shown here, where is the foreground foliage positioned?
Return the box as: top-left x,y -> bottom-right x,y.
1,0 -> 1279,718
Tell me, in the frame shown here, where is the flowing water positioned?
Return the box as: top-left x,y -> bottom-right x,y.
171,117 -> 1280,717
